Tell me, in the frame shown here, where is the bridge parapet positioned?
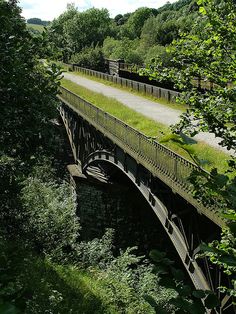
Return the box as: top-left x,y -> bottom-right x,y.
58,86 -> 225,227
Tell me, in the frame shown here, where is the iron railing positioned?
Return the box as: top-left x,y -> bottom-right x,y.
58,86 -> 225,227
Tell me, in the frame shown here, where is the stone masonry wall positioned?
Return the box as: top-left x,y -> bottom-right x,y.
74,175 -> 174,257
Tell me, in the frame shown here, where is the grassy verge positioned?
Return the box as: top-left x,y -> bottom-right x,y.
61,79 -> 231,173
62,78 -> 170,139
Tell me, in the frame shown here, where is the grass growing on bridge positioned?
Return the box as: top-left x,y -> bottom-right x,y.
61,79 -> 230,173
62,78 -> 169,138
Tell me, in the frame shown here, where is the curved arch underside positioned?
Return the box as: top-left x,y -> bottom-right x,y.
83,150 -> 210,291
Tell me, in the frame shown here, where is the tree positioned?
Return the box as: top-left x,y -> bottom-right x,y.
48,7 -> 112,62
143,0 -> 236,301
144,45 -> 171,66
145,0 -> 236,151
140,16 -> 159,49
48,5 -> 78,61
114,14 -> 124,26
27,17 -> 50,26
103,37 -> 143,64
70,45 -> 105,71
120,7 -> 157,39
0,0 -> 61,233
0,0 -> 60,158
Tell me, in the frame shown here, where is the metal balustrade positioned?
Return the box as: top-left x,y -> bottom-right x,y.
58,86 -> 225,227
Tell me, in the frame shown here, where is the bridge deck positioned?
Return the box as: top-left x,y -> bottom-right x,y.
58,87 -> 225,228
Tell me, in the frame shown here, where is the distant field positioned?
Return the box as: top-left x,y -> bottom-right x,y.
27,23 -> 45,32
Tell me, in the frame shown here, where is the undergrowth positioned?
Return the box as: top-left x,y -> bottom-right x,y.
0,146 -> 221,314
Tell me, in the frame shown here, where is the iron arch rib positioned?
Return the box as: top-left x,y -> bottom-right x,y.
82,150 -> 210,292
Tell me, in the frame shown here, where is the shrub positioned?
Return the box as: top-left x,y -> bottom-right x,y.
70,46 -> 105,71
21,176 -> 80,259
75,228 -> 114,268
101,247 -> 176,313
144,45 -> 171,66
103,37 -> 144,64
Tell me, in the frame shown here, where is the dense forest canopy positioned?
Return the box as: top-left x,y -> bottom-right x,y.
47,0 -> 200,65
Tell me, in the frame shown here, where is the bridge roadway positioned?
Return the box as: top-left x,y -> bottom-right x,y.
63,72 -> 234,156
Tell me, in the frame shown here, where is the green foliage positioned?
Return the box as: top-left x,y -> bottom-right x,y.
47,6 -> 78,62
199,224 -> 236,297
27,23 -> 45,34
21,175 -> 80,258
156,0 -> 193,14
48,7 -> 112,62
48,0 -> 198,65
119,7 -> 158,39
70,45 -> 105,71
75,229 -> 114,268
0,238 -> 119,314
0,234 -> 181,314
27,18 -> 50,26
0,1 -> 62,241
145,0 -> 236,151
139,1 -> 199,50
84,245 -> 175,314
0,0 -> 60,159
143,0 -> 236,302
144,45 -> 172,67
148,249 -> 220,313
103,37 -> 144,64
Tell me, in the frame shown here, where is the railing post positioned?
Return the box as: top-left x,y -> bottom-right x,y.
151,86 -> 153,96
174,158 -> 178,179
138,133 -> 141,152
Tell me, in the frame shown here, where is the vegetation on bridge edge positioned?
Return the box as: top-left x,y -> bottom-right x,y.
61,78 -> 230,174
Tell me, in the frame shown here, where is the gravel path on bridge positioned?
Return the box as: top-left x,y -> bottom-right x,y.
64,72 -> 233,155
